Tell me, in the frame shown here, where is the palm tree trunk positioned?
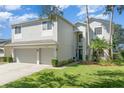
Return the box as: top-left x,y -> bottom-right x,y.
109,6 -> 114,59
85,5 -> 91,61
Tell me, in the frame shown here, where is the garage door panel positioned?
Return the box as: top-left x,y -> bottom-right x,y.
15,49 -> 37,64
40,48 -> 54,65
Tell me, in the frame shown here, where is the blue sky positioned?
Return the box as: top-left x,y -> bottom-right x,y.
0,5 -> 124,39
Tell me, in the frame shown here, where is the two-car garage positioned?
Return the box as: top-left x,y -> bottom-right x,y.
14,48 -> 56,65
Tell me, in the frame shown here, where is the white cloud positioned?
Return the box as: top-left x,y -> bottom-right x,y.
77,5 -> 104,17
10,13 -> 39,24
0,12 -> 13,20
0,11 -> 39,24
56,5 -> 70,10
4,5 -> 22,11
58,5 -> 70,10
90,14 -> 109,20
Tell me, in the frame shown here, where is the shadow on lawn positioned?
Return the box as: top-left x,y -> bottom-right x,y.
2,69 -> 124,88
82,78 -> 124,88
82,70 -> 124,88
95,70 -> 124,77
1,72 -> 82,88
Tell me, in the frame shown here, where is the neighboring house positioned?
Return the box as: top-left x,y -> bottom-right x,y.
75,18 -> 111,61
8,16 -> 75,65
0,39 -> 12,57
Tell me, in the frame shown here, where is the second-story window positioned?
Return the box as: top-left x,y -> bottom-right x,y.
95,27 -> 102,35
15,26 -> 21,34
78,34 -> 83,42
42,21 -> 52,30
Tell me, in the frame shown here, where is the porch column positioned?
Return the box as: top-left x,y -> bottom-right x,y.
12,48 -> 17,63
36,48 -> 40,64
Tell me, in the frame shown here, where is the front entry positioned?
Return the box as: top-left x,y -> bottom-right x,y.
79,49 -> 83,60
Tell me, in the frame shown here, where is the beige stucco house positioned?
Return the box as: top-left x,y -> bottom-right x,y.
7,16 -> 110,65
8,16 -> 75,65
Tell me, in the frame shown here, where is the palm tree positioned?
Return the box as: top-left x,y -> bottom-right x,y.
105,5 -> 124,59
85,5 -> 91,61
90,37 -> 111,62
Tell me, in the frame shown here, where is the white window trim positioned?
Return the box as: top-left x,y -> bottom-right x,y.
14,26 -> 22,39
94,26 -> 102,35
41,21 -> 53,31
15,26 -> 21,34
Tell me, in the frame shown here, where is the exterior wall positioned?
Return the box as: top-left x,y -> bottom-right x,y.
12,20 -> 58,43
90,21 -> 110,42
57,17 -> 74,61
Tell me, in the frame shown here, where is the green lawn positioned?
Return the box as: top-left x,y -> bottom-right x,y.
1,64 -> 124,88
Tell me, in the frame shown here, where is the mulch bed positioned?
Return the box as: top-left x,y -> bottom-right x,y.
80,61 -> 118,66
80,61 -> 97,65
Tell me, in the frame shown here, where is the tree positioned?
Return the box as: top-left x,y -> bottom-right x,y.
113,24 -> 124,49
85,5 -> 91,61
90,37 -> 111,61
104,5 -> 115,59
41,5 -> 63,20
104,5 -> 124,59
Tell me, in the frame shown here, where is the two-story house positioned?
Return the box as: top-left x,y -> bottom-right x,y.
7,16 -> 111,65
8,15 -> 75,65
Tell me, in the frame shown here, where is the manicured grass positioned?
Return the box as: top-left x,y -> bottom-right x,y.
1,64 -> 124,88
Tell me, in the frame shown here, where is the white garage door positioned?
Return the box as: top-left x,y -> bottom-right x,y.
40,48 -> 55,65
15,49 -> 37,64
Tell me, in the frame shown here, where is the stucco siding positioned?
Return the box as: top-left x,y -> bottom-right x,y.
90,21 -> 110,42
57,18 -> 74,61
12,20 -> 58,43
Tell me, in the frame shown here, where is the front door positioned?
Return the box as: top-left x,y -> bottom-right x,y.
79,49 -> 83,60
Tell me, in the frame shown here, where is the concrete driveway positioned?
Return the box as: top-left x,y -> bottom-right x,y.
0,63 -> 52,85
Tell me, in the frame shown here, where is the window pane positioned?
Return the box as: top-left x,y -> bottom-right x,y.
47,21 -> 52,30
78,34 -> 83,42
0,49 -> 4,53
95,27 -> 102,35
42,21 -> 52,30
15,26 -> 21,34
42,21 -> 47,30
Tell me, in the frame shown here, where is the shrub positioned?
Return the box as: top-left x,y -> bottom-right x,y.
7,57 -> 13,63
52,58 -> 74,67
119,50 -> 124,60
0,57 -> 13,63
112,51 -> 124,65
68,59 -> 74,63
60,59 -> 74,66
51,59 -> 58,67
99,58 -> 113,66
